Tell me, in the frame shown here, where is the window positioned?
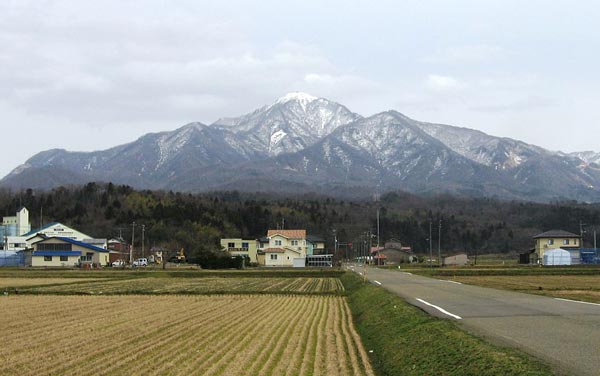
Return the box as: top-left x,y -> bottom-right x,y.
241,242 -> 249,249
44,256 -> 52,262
38,243 -> 72,251
60,256 -> 68,262
80,253 -> 94,262
563,239 -> 570,245
275,240 -> 282,246
291,240 -> 298,246
270,254 -> 277,260
547,239 -> 554,245
228,242 -> 235,248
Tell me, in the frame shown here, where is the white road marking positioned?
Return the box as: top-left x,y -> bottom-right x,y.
555,298 -> 600,307
374,280 -> 382,286
400,272 -> 413,275
416,298 -> 462,320
438,280 -> 462,285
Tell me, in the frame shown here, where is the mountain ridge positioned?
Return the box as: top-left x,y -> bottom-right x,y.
3,93 -> 600,202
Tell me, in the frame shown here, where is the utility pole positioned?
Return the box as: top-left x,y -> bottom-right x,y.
363,232 -> 367,281
594,229 -> 597,250
377,208 -> 380,248
141,224 -> 145,258
130,221 -> 135,264
332,229 -> 338,261
580,220 -> 586,248
438,219 -> 442,267
429,219 -> 433,268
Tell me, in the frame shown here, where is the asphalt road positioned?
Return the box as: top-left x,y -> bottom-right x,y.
347,264 -> 600,376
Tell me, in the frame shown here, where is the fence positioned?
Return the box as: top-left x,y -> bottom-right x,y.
579,248 -> 600,265
0,253 -> 25,267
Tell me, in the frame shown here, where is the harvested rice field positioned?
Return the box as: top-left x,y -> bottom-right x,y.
9,277 -> 344,295
0,295 -> 374,376
0,278 -> 103,288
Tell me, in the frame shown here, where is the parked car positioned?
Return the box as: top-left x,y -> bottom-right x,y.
132,258 -> 148,267
111,259 -> 125,267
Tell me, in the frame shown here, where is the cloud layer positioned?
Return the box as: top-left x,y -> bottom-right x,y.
1,0 -> 599,178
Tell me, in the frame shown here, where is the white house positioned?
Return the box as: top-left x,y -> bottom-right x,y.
258,229 -> 308,267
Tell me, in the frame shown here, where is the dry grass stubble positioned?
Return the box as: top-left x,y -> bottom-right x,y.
0,295 -> 373,376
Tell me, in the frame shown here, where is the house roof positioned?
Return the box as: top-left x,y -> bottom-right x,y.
378,247 -> 413,254
267,229 -> 306,239
33,237 -> 109,253
33,251 -> 82,257
306,235 -> 325,243
22,222 -> 61,237
26,233 -> 49,241
370,247 -> 385,254
262,248 -> 286,253
533,230 -> 580,239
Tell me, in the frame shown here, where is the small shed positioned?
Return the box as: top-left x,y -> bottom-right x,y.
443,253 -> 469,266
543,248 -> 571,266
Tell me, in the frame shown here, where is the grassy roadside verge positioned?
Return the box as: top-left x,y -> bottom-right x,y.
340,272 -> 552,376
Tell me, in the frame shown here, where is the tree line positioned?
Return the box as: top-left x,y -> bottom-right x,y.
2,183 -> 600,260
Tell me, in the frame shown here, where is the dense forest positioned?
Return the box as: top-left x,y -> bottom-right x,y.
2,182 -> 600,260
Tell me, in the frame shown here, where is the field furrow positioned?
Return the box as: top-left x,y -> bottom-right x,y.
1,292 -> 373,375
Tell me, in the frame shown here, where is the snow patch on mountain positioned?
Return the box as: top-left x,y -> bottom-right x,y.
275,92 -> 318,105
270,129 -> 287,149
156,124 -> 200,169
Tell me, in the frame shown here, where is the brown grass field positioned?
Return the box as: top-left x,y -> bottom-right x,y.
0,295 -> 374,376
442,274 -> 600,303
3,277 -> 344,295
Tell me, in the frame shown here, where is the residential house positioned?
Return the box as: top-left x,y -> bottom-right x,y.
220,238 -> 260,263
107,238 -> 129,263
27,236 -> 110,267
220,230 -> 328,267
259,229 -> 308,267
370,241 -> 414,265
532,230 -> 581,264
306,235 -> 326,255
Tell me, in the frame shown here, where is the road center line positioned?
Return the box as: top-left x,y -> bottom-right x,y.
416,298 -> 462,320
555,298 -> 600,307
374,280 -> 382,286
439,280 -> 462,285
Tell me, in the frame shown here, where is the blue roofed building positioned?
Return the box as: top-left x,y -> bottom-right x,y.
26,236 -> 110,267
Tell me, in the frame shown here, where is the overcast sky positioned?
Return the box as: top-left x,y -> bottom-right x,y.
1,0 -> 599,178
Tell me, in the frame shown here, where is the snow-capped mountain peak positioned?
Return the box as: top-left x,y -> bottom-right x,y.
4,93 -> 600,202
275,92 -> 319,105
